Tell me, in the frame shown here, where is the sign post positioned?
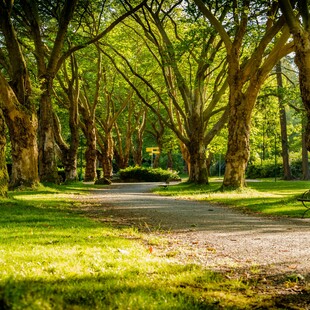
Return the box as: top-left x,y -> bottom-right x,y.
146,147 -> 160,167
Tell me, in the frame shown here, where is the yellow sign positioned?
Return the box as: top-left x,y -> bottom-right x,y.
153,151 -> 160,154
146,147 -> 159,152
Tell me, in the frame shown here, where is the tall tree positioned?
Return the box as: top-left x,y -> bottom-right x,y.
279,0 -> 310,152
194,0 -> 294,189
0,1 -> 39,188
276,61 -> 293,180
54,53 -> 80,181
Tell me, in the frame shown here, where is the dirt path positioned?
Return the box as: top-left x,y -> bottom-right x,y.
80,182 -> 310,277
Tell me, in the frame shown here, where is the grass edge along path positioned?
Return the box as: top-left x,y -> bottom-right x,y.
0,182 -> 306,309
154,179 -> 310,218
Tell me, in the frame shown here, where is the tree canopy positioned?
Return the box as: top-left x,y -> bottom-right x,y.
0,0 -> 308,195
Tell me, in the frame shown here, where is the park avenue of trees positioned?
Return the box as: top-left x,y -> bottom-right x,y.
0,0 -> 309,196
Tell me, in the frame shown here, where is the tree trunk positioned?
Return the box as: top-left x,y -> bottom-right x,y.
223,90 -> 252,189
0,111 -> 8,196
83,120 -> 97,182
187,133 -> 208,184
0,75 -> 39,188
38,78 -> 59,183
294,41 -> 310,152
302,116 -> 310,180
101,132 -> 114,179
276,61 -> 292,180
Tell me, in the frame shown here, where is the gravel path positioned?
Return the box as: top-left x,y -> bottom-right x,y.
80,182 -> 310,277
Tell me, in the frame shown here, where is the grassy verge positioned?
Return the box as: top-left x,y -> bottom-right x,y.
0,182 -> 282,309
154,179 -> 310,218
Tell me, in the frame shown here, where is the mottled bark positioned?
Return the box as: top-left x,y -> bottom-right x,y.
0,74 -> 39,188
83,120 -> 97,181
38,78 -> 59,182
279,0 -> 310,151
188,139 -> 208,184
132,111 -> 147,167
276,61 -> 292,180
295,43 -> 310,151
0,2 -> 39,188
0,111 -> 8,196
302,116 -> 310,180
97,131 -> 114,179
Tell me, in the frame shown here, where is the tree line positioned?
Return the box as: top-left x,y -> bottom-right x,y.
0,0 -> 309,196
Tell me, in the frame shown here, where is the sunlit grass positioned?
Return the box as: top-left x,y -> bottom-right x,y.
153,179 -> 310,217
0,182 -> 280,309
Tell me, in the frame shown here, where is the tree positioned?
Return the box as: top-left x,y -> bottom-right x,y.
104,0 -> 229,184
0,1 -> 39,188
194,0 -> 294,189
0,0 -> 147,185
54,53 -> 80,181
279,0 -> 310,151
276,61 -> 293,180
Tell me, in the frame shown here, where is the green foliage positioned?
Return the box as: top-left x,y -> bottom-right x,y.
246,159 -> 304,179
119,166 -> 181,182
246,160 -> 283,179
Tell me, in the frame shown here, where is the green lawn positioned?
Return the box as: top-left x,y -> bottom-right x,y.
154,178 -> 310,218
0,181 -> 308,309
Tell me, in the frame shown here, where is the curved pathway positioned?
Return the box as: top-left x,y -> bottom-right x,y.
81,182 -> 310,276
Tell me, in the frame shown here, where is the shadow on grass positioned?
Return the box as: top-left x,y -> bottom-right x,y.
0,272 -> 222,310
1,267 -> 309,309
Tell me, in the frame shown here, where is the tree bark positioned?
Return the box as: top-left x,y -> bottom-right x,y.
223,90 -> 252,188
0,2 -> 39,188
188,138 -> 208,184
0,111 -> 8,196
83,120 -> 97,182
276,61 -> 293,180
38,77 -> 59,182
279,0 -> 310,151
132,111 -> 147,167
302,116 -> 310,179
0,74 -> 39,188
97,131 -> 114,179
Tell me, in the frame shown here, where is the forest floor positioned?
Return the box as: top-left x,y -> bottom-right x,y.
78,182 -> 310,308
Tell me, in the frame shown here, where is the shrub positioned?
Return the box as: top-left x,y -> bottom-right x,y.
246,159 -> 304,179
119,166 -> 180,182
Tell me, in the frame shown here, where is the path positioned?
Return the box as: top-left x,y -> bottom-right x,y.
81,182 -> 310,276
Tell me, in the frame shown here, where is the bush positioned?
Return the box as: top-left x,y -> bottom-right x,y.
119,166 -> 181,182
246,159 -> 304,179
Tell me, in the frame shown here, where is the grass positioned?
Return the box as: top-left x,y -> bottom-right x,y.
0,182 -> 282,309
154,178 -> 310,218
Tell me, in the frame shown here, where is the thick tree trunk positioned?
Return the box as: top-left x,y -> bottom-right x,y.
132,142 -> 143,166
276,62 -> 293,180
302,117 -> 310,180
187,134 -> 208,184
294,39 -> 310,152
38,78 -> 59,183
8,114 -> 39,188
0,112 -> 8,196
223,91 -> 252,189
0,75 -> 39,188
101,132 -> 114,179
